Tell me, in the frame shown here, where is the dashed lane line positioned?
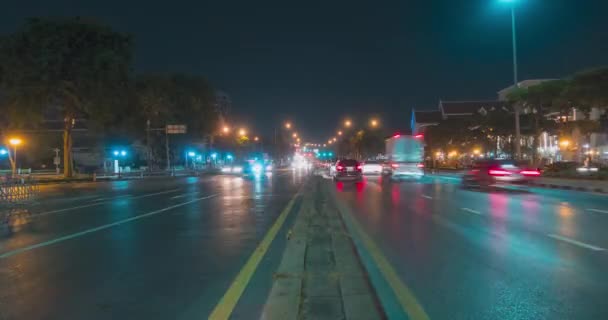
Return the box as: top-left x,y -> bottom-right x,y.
587,208 -> 608,214
0,194 -> 218,259
34,188 -> 181,217
461,208 -> 482,215
547,234 -> 606,252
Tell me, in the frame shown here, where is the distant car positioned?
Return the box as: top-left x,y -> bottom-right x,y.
388,161 -> 425,180
361,160 -> 383,175
220,164 -> 244,175
462,160 -> 540,188
332,159 -> 363,181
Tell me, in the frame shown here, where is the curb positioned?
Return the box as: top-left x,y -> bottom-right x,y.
528,182 -> 607,194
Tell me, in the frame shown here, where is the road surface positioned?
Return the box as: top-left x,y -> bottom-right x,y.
0,170 -> 306,320
331,175 -> 608,319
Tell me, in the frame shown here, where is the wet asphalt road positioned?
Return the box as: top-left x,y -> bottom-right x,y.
0,170 -> 306,320
331,175 -> 608,320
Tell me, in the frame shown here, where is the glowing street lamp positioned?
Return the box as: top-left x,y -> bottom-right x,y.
292,132 -> 298,138
559,139 -> 571,148
285,122 -> 292,129
337,131 -> 343,136
254,136 -> 259,142
344,120 -> 352,128
8,138 -> 22,176
222,126 -> 230,134
332,137 -> 337,142
239,128 -> 247,137
370,119 -> 379,128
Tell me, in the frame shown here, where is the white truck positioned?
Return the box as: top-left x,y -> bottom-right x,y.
385,134 -> 425,179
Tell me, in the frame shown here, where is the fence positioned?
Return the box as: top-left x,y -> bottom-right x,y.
0,178 -> 39,206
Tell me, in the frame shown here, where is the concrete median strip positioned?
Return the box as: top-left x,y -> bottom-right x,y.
260,179 -> 384,320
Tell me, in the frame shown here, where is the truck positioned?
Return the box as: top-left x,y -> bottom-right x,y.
385,134 -> 425,179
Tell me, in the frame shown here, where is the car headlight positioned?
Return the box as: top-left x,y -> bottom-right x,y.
221,167 -> 231,173
232,166 -> 243,173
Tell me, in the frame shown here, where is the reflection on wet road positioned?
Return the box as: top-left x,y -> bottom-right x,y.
331,175 -> 608,320
0,170 -> 306,320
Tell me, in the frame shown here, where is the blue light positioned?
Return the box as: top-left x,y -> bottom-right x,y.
120,150 -> 127,156
328,152 -> 333,157
0,148 -> 7,156
188,151 -> 196,157
227,154 -> 233,160
113,150 -> 119,156
211,153 -> 218,159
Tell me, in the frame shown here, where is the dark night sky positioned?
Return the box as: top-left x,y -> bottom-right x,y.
2,0 -> 607,141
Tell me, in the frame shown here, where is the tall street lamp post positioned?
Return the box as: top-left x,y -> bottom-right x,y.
500,0 -> 521,159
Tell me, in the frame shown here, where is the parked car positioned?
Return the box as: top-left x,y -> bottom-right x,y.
462,160 -> 541,188
332,159 -> 363,181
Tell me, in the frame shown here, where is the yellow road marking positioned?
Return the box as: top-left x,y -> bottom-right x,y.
345,204 -> 430,320
209,193 -> 300,320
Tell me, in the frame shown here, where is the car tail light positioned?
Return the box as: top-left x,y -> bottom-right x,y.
417,163 -> 425,168
488,169 -> 511,176
336,165 -> 344,171
521,170 -> 541,176
356,165 -> 362,170
414,134 -> 424,139
391,163 -> 399,168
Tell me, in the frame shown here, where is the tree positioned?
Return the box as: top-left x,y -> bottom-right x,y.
132,73 -> 218,168
0,17 -> 132,177
563,67 -> 608,114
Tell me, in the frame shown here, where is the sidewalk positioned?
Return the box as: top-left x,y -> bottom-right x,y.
261,179 -> 384,320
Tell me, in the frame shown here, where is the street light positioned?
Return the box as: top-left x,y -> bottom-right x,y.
332,137 -> 337,142
254,136 -> 259,142
292,132 -> 298,138
499,0 -> 521,159
9,138 -> 22,176
370,119 -> 379,128
344,120 -> 352,128
222,126 -> 230,134
285,122 -> 292,129
239,128 -> 247,136
337,131 -> 343,136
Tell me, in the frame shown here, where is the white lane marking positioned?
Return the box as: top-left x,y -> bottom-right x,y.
35,188 -> 181,217
587,208 -> 608,214
92,197 -> 107,202
0,194 -> 218,259
171,194 -> 187,199
547,234 -> 606,252
461,208 -> 482,215
422,195 -> 433,199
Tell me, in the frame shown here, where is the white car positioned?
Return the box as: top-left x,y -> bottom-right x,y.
361,160 -> 383,175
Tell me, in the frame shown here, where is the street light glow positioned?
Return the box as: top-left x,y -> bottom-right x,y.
370,119 -> 379,128
344,120 -> 352,127
285,122 -> 292,129
337,131 -> 342,136
254,136 -> 259,141
188,151 -> 196,157
293,132 -> 298,138
222,126 -> 230,133
120,150 -> 127,156
9,138 -> 22,146
113,150 -> 119,156
239,128 -> 247,136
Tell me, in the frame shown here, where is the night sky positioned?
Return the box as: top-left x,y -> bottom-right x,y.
2,0 -> 607,141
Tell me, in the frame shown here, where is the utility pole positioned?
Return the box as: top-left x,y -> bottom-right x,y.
146,119 -> 152,170
165,129 -> 171,170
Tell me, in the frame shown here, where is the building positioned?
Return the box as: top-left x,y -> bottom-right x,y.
410,109 -> 441,134
439,100 -> 508,118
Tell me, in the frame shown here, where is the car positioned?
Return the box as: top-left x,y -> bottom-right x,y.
361,160 -> 383,175
388,161 -> 425,180
332,159 -> 363,181
462,159 -> 541,188
220,164 -> 244,175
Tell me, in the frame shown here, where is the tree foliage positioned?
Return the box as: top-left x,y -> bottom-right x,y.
0,17 -> 132,176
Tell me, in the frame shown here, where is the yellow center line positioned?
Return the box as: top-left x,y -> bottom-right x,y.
208,192 -> 300,320
331,183 -> 430,320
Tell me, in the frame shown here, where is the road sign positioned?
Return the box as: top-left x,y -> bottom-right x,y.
166,125 -> 187,134
53,156 -> 61,165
